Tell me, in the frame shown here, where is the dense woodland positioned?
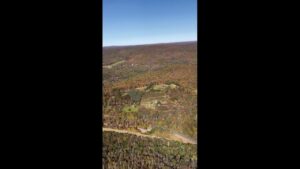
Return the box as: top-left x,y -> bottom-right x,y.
103,42 -> 197,168
103,131 -> 197,169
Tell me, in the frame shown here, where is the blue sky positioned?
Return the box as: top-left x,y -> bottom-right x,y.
103,0 -> 197,46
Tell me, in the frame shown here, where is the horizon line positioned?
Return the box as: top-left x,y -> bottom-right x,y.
103,40 -> 197,48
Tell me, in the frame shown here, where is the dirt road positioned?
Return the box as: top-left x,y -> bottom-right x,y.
103,60 -> 125,69
103,127 -> 197,145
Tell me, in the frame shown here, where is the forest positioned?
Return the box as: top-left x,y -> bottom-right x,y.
103,41 -> 197,168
